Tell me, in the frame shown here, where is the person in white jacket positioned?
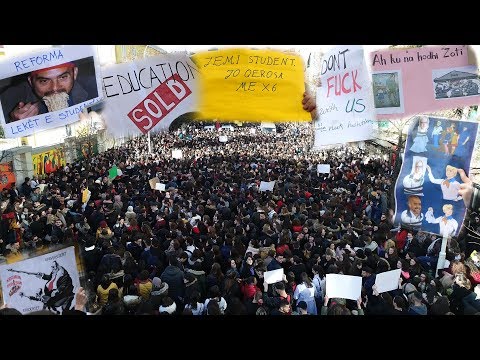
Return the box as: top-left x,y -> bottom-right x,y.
294,272 -> 317,315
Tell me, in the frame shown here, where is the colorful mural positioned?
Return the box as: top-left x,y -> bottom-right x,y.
76,138 -> 98,160
32,148 -> 66,176
0,162 -> 15,190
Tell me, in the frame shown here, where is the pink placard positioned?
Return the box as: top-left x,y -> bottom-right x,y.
370,46 -> 479,119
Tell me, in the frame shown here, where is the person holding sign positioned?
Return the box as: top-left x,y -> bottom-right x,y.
3,62 -> 92,123
302,91 -> 317,120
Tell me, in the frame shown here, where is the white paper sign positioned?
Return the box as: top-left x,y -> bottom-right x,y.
0,46 -> 103,138
38,184 -> 48,193
219,135 -> 228,142
259,180 -> 275,192
317,164 -> 331,174
314,46 -> 377,147
374,269 -> 401,294
172,149 -> 183,159
325,273 -> 362,300
155,183 -> 166,191
264,268 -> 284,284
0,246 -> 80,314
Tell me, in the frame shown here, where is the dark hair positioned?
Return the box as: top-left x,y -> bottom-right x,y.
393,295 -> 406,310
100,275 -> 112,289
108,288 -> 120,302
206,299 -> 221,315
327,303 -> 351,315
0,308 -> 22,315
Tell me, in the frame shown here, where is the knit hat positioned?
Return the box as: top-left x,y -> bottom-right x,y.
127,206 -> 133,212
100,221 -> 107,228
152,277 -> 162,288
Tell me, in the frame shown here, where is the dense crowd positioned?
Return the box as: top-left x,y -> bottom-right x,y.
1,121 -> 479,316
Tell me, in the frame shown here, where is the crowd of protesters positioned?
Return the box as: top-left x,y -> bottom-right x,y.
1,116 -> 480,315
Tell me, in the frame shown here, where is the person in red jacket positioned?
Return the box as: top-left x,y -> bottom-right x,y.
240,276 -> 260,301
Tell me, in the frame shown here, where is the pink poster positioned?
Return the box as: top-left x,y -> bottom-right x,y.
370,46 -> 480,119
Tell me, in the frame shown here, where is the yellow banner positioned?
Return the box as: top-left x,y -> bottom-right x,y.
192,48 -> 311,122
32,148 -> 66,176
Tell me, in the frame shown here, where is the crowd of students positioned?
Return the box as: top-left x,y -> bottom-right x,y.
1,117 -> 479,315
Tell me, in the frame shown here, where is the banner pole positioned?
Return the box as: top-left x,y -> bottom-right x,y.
147,131 -> 152,154
435,233 -> 449,278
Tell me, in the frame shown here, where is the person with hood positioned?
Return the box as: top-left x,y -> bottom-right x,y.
183,272 -> 200,305
125,205 -> 137,226
148,277 -> 169,309
160,254 -> 185,303
184,290 -> 205,315
96,220 -> 114,242
101,288 -> 125,315
408,291 -> 428,315
185,262 -> 207,299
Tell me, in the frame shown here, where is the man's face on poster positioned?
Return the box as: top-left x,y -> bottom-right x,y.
408,196 -> 421,217
28,65 -> 77,98
51,261 -> 60,274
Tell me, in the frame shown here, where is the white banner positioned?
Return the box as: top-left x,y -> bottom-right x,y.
0,46 -> 103,138
0,246 -> 80,314
314,46 -> 377,147
325,273 -> 362,300
100,53 -> 198,137
259,180 -> 275,192
219,135 -> 228,142
374,269 -> 401,294
317,164 -> 330,174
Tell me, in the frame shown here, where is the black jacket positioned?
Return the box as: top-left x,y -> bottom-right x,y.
160,265 -> 184,301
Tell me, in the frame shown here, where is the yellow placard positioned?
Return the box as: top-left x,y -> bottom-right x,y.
192,48 -> 311,122
82,188 -> 91,203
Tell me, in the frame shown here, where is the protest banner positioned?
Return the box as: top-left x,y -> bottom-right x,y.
371,45 -> 480,119
192,48 -> 311,122
100,53 -> 198,137
394,116 -> 478,237
0,247 -> 80,314
0,46 -> 103,138
314,46 -> 377,147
